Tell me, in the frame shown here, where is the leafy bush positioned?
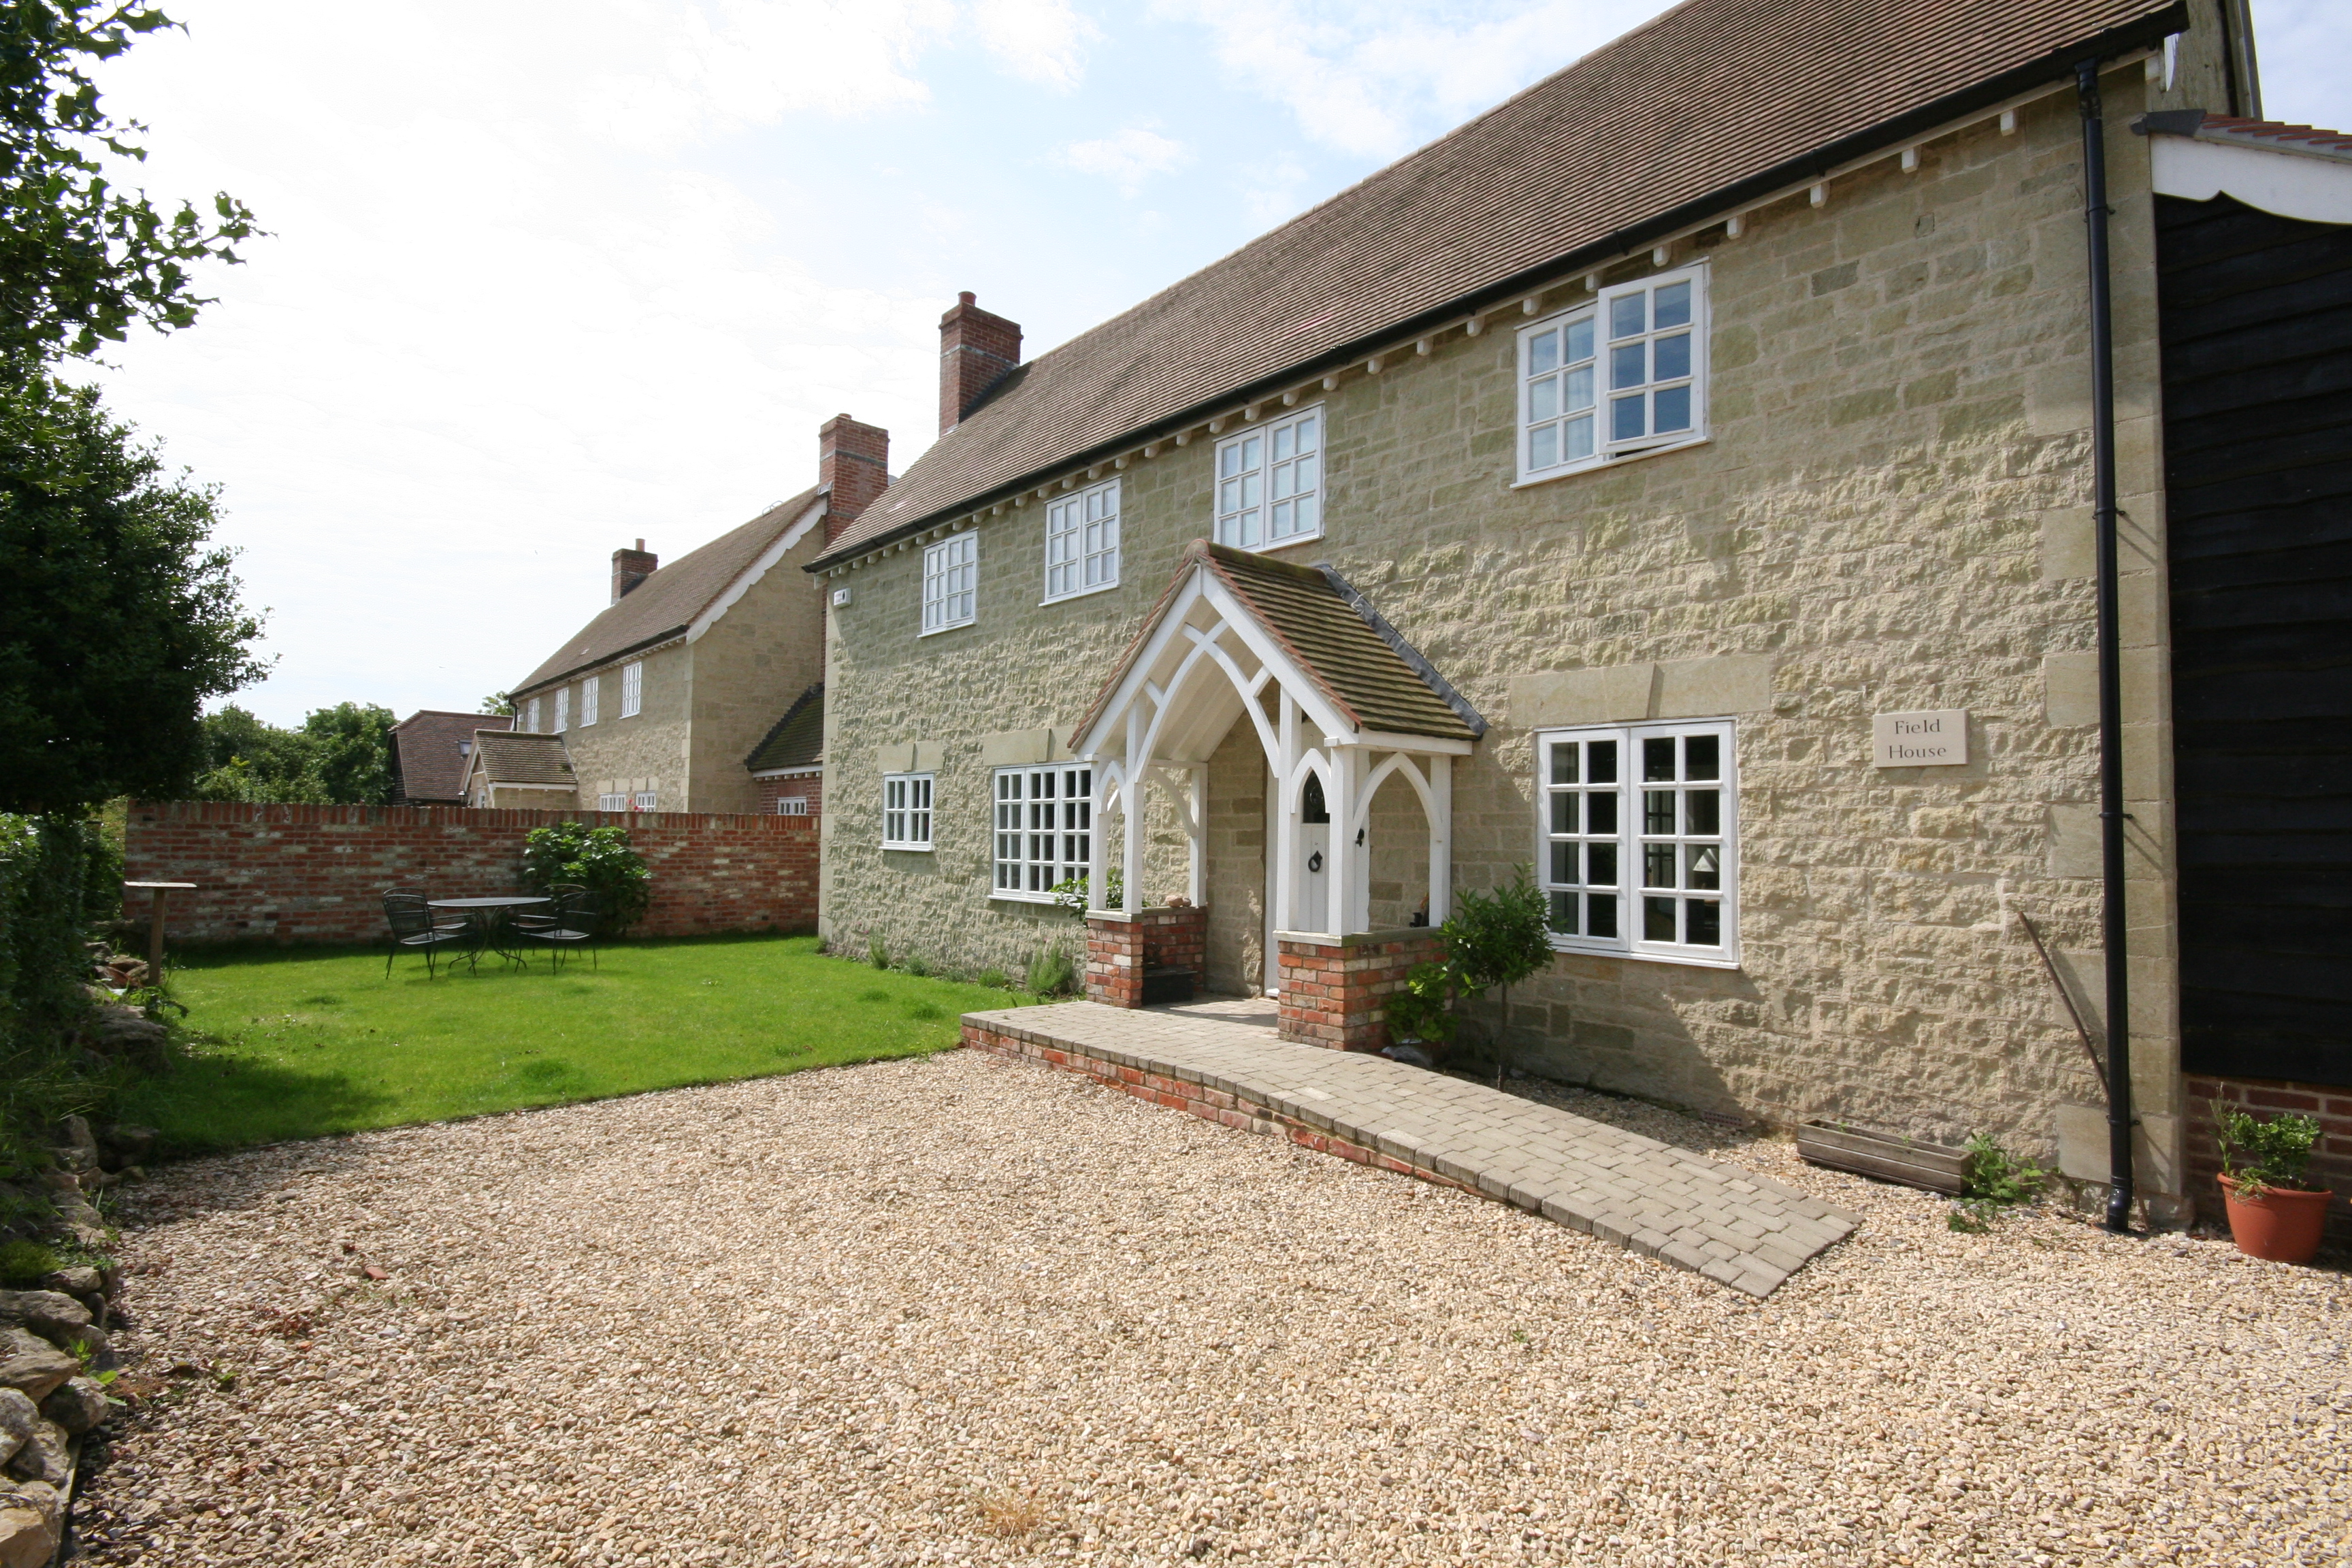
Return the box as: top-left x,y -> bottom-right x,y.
1386,867 -> 1552,1071
1384,962 -> 1458,1047
1949,1135 -> 2047,1231
903,954 -> 931,979
0,812 -> 126,1212
520,821 -> 651,934
1025,945 -> 1078,998
1049,868 -> 1122,914
2219,1109 -> 2322,1199
0,1239 -> 59,1287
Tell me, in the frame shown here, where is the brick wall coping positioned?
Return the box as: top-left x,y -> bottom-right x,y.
1085,904 -> 1210,924
962,1000 -> 1857,1296
1274,926 -> 1432,949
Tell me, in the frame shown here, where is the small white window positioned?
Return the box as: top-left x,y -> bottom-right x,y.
1215,406 -> 1322,549
883,773 -> 933,849
1537,719 -> 1736,966
921,534 -> 977,634
598,792 -> 628,811
633,791 -> 657,812
553,688 -> 570,733
992,765 -> 1092,898
1519,265 -> 1707,483
523,696 -> 540,732
579,675 -> 600,727
1045,478 -> 1120,601
621,661 -> 643,718
775,796 -> 810,817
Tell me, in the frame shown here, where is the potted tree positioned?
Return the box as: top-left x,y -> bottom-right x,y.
2216,1108 -> 2333,1264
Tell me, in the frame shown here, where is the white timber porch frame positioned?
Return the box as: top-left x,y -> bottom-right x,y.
1071,563 -> 1467,939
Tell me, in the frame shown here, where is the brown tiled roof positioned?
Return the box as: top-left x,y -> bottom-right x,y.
390,710 -> 514,803
472,730 -> 576,787
1079,542 -> 1483,746
745,683 -> 825,772
518,485 -> 822,694
815,0 -> 2182,567
2138,110 -> 2352,161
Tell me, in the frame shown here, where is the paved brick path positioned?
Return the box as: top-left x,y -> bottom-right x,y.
964,998 -> 1858,1296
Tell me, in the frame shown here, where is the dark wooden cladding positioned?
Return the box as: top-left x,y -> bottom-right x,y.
2161,193 -> 2352,1088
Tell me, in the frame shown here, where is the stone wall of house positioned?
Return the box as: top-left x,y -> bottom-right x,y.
122,802 -> 817,945
818,59 -> 2192,1194
555,638 -> 691,814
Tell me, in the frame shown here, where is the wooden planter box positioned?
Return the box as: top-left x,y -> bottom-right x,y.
1797,1122 -> 1969,1195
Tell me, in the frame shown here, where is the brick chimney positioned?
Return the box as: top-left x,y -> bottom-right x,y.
938,291 -> 1022,435
818,415 -> 890,545
611,538 -> 656,602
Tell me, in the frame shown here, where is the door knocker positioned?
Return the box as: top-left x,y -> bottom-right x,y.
1307,849 -> 1324,873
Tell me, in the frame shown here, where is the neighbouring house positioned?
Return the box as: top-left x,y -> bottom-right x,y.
461,730 -> 578,810
508,416 -> 885,815
745,683 -> 825,817
387,710 -> 515,804
806,0 -> 2352,1230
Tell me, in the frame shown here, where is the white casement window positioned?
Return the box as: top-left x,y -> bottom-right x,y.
598,792 -> 627,811
633,791 -> 657,812
553,688 -> 570,733
775,796 -> 809,817
620,661 -> 643,718
1518,265 -> 1707,483
524,696 -> 540,732
1537,719 -> 1736,966
921,534 -> 977,634
992,765 -> 1092,899
580,675 -> 600,727
1215,406 -> 1322,550
882,773 -> 933,849
1045,478 -> 1120,601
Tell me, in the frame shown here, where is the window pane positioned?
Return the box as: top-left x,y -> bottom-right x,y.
1565,316 -> 1594,362
1654,331 -> 1690,382
1271,500 -> 1292,535
1241,435 -> 1260,469
1564,364 -> 1593,412
1612,394 -> 1646,442
1644,737 -> 1676,781
1645,789 -> 1675,834
1611,342 -> 1646,390
1654,385 -> 1692,434
1686,898 -> 1721,945
1610,293 -> 1645,339
1550,842 -> 1578,885
1293,495 -> 1318,534
1529,329 -> 1559,374
1588,843 -> 1618,887
1240,472 -> 1260,508
1588,741 -> 1618,783
1294,452 -> 1318,491
1686,789 -> 1720,835
1565,414 -> 1595,461
1645,896 -> 1678,942
1684,734 -> 1719,781
1586,791 -> 1616,835
1587,894 -> 1619,938
1645,843 -> 1675,889
1271,465 -> 1294,501
1273,425 -> 1294,462
1529,423 -> 1558,470
1220,478 -> 1242,512
1550,793 -> 1575,835
1220,444 -> 1241,478
1688,845 -> 1720,890
1295,415 -> 1316,451
1549,891 -> 1578,933
1550,745 -> 1579,785
1529,376 -> 1558,423
1654,280 -> 1692,329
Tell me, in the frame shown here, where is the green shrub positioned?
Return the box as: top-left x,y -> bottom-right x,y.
903,954 -> 931,979
1949,1135 -> 2047,1231
1025,945 -> 1077,997
1049,868 -> 1121,914
975,968 -> 1009,990
0,1239 -> 59,1287
521,821 -> 651,934
2219,1109 -> 2321,1199
867,934 -> 890,970
1,813 -> 126,1192
1384,961 -> 1457,1047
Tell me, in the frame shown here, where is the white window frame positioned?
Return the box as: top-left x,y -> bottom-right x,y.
921,533 -> 978,634
598,792 -> 628,812
1535,718 -> 1737,968
992,764 -> 1092,900
553,687 -> 570,733
882,772 -> 934,850
620,661 -> 643,718
579,674 -> 600,727
774,796 -> 809,817
1516,264 -> 1708,486
633,790 -> 657,813
1043,478 -> 1121,602
1214,404 -> 1324,551
524,696 -> 540,732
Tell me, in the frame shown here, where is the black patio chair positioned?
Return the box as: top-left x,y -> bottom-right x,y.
516,887 -> 600,971
384,886 -> 468,933
382,892 -> 468,977
512,883 -> 584,938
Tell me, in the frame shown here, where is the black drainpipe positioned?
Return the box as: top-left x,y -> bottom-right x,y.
2076,57 -> 2134,1233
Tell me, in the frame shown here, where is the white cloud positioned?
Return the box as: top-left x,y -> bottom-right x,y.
1059,125 -> 1194,193
971,0 -> 1100,88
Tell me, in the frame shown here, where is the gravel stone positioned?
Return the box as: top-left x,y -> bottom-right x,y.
69,1050 -> 2352,1566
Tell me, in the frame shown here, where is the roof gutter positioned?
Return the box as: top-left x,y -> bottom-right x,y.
808,3 -> 2189,572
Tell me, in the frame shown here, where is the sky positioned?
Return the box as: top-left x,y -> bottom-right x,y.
76,0 -> 2352,728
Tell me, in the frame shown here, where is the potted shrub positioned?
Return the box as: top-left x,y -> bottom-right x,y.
2216,1108 -> 2333,1264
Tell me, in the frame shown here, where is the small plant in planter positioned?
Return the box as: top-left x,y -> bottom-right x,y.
2217,1109 -> 2332,1264
1048,869 -> 1122,914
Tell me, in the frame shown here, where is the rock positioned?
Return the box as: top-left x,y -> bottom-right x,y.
37,1377 -> 106,1437
52,1117 -> 99,1167
0,1391 -> 31,1467
0,1481 -> 61,1568
36,1268 -> 99,1305
1,1421 -> 65,1489
84,1004 -> 165,1057
99,1124 -> 157,1162
0,1292 -> 90,1344
32,1171 -> 76,1194
0,1334 -> 74,1404
1379,1044 -> 1435,1068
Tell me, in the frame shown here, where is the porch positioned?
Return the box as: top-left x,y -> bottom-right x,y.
963,998 -> 1858,1296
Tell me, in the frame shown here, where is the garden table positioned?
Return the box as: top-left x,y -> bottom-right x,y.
427,896 -> 551,966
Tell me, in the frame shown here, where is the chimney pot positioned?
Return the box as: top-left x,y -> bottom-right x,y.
611,542 -> 657,602
818,414 -> 891,544
938,291 -> 1022,435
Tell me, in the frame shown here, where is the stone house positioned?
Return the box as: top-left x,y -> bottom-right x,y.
806,0 -> 2349,1230
508,417 -> 886,816
460,731 -> 578,810
745,683 -> 826,817
387,710 -> 513,804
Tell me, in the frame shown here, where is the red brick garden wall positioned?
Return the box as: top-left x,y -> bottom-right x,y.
122,801 -> 817,945
2185,1075 -> 2352,1241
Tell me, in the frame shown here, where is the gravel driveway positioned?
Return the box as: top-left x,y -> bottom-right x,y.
71,1048 -> 2352,1567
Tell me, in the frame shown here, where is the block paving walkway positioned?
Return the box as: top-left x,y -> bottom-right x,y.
963,998 -> 1858,1296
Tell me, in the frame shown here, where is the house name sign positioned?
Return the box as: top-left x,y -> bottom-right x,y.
1872,709 -> 1968,767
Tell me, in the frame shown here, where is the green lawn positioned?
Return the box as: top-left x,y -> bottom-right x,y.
119,934 -> 1028,1153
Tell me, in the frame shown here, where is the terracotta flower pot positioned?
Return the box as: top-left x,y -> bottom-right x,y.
2219,1175 -> 2335,1264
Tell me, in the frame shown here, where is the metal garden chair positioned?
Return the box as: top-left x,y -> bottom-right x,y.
516,887 -> 601,971
382,892 -> 469,977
